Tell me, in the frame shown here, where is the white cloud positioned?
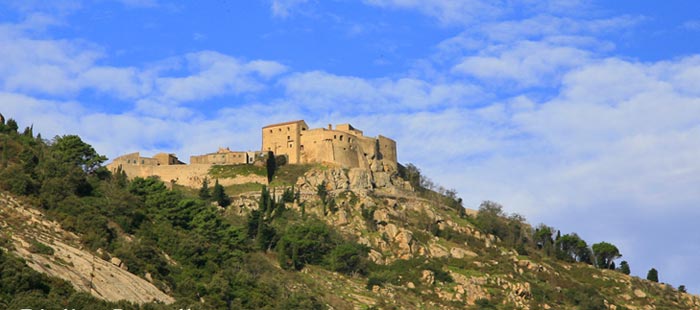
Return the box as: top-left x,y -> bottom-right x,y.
453,40 -> 591,87
0,18 -> 287,107
153,51 -> 287,103
0,18 -> 145,98
281,71 -> 482,113
363,0 -> 501,25
270,0 -> 309,18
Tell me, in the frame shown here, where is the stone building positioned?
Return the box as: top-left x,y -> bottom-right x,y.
262,120 -> 397,170
190,147 -> 255,165
110,152 -> 184,167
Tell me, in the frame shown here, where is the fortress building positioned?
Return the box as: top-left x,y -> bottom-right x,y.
190,147 -> 256,165
107,120 -> 398,187
262,120 -> 397,170
110,152 -> 185,167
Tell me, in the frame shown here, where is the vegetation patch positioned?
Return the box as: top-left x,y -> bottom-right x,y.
28,239 -> 54,256
209,164 -> 266,179
224,182 -> 265,195
270,164 -> 321,186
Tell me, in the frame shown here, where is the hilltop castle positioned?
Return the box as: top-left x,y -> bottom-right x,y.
107,120 -> 397,186
262,120 -> 397,170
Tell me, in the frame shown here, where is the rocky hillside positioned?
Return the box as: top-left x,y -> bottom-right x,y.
226,166 -> 700,310
0,116 -> 697,309
0,192 -> 174,304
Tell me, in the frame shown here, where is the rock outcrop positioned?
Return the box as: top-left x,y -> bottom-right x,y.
0,193 -> 174,304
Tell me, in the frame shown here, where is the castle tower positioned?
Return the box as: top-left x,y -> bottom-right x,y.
261,120 -> 309,164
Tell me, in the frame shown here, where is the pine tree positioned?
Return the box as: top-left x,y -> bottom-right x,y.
211,179 -> 230,207
199,177 -> 211,200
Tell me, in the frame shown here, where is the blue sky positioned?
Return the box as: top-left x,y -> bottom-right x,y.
1,0 -> 700,293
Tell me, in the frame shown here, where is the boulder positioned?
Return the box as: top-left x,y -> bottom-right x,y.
421,270 -> 435,285
110,257 -> 122,267
429,243 -> 449,258
450,247 -> 477,259
384,223 -> 399,239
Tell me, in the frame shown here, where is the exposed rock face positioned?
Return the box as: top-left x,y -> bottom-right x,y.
348,168 -> 373,191
0,193 -> 174,304
296,166 -> 408,194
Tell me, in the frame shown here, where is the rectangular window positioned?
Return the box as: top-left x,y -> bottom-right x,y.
340,135 -> 343,141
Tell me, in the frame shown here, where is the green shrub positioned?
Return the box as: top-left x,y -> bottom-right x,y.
28,239 -> 54,255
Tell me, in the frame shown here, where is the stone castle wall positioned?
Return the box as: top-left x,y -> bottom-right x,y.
262,120 -> 398,170
107,119 -> 399,187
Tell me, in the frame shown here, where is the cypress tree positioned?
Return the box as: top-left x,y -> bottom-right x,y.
646,268 -> 659,282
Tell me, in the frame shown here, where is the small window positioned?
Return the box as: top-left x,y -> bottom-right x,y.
279,128 -> 282,132
287,126 -> 290,131
334,135 -> 337,139
287,135 -> 290,140
340,135 -> 343,141
269,129 -> 272,133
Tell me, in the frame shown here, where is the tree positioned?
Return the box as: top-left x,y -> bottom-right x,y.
316,182 -> 328,205
211,179 -> 231,208
276,221 -> 334,270
592,242 -> 621,269
475,201 -> 507,239
618,261 -> 631,275
555,233 -> 591,263
324,243 -> 370,275
50,135 -> 106,174
679,285 -> 687,293
198,177 -> 211,200
534,224 -> 555,255
265,151 -> 276,183
399,163 -> 422,190
646,268 -> 659,282
6,118 -> 18,132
